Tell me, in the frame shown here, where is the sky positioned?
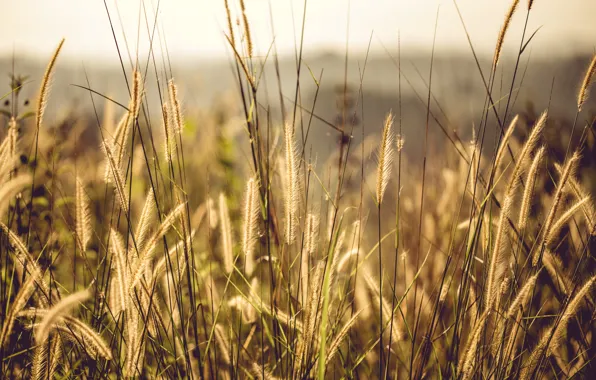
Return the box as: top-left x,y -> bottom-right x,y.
2,0 -> 595,63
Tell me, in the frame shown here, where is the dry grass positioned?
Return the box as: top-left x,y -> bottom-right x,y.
0,3 -> 595,379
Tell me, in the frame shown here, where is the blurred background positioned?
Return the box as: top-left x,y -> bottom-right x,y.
3,0 -> 596,59
2,3 -> 596,378
1,0 -> 596,166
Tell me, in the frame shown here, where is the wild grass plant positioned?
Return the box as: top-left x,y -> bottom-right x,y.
0,0 -> 595,378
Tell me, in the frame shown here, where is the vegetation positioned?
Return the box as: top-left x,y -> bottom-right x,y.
0,0 -> 595,378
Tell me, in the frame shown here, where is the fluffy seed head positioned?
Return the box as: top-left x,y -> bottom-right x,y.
219,193 -> 234,273
162,103 -> 175,164
112,69 -> 142,173
506,270 -> 541,318
283,122 -> 300,244
485,193 -> 514,311
36,289 -> 90,345
0,175 -> 32,221
168,79 -> 184,135
75,177 -> 91,253
0,275 -> 37,349
130,202 -> 186,291
1,223 -> 52,307
336,248 -> 360,273
109,228 -> 129,314
304,213 -> 320,258
324,309 -> 363,366
363,271 -> 403,343
153,231 -> 194,281
36,39 -> 65,133
0,117 -> 20,177
536,152 -> 581,266
55,317 -> 113,360
519,326 -> 552,380
396,133 -> 405,152
214,324 -> 231,365
134,188 -> 156,255
518,146 -> 545,230
506,110 -> 546,196
130,70 -> 142,123
578,54 -> 596,111
242,177 -> 260,276
239,0 -> 253,57
458,311 -> 491,379
556,162 -> 596,232
494,115 -> 519,171
493,0 -> 520,69
102,142 -> 129,214
376,112 -> 395,204
224,0 -> 236,48
550,275 -> 596,353
546,196 -> 590,247
543,251 -> 572,295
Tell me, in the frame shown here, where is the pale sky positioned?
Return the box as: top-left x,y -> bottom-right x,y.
2,0 -> 595,62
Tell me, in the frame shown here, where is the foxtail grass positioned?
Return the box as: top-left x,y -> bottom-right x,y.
35,289 -> 90,345
518,146 -> 545,230
283,122 -> 300,244
578,54 -> 596,111
74,177 -> 91,253
35,39 -> 65,133
241,177 -> 260,276
493,0 -> 520,70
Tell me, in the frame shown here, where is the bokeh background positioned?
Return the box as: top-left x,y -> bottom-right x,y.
2,0 -> 596,169
1,2 -> 596,378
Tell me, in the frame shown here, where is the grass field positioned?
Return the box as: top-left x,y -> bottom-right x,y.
0,0 -> 595,378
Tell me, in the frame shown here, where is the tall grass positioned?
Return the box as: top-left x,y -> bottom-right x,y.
0,1 -> 595,379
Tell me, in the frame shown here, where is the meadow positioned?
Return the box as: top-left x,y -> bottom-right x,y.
0,0 -> 595,378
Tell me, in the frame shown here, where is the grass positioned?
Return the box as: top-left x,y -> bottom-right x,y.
0,0 -> 595,378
